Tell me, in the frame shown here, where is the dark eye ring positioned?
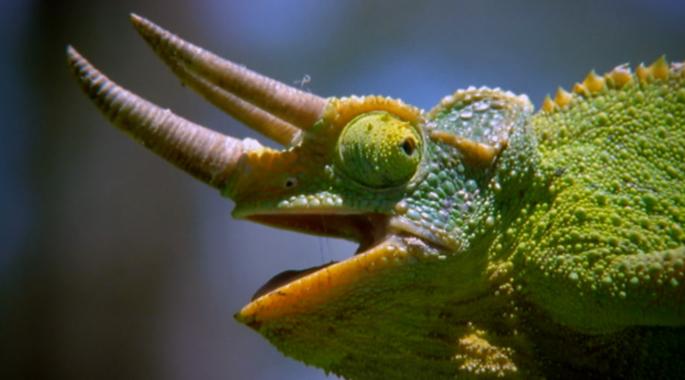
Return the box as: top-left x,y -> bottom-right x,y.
284,177 -> 297,188
401,138 -> 416,156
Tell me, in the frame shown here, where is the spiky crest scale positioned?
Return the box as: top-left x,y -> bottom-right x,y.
605,64 -> 633,89
540,56 -> 684,114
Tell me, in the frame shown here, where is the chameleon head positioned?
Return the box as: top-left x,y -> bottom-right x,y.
225,96 -> 427,249
68,14 -> 535,369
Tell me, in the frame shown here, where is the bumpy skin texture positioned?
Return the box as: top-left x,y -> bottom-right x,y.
236,60 -> 685,379
71,36 -> 684,377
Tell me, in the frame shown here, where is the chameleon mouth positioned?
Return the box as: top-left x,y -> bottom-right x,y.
247,213 -> 390,253
245,213 -> 392,300
236,238 -> 409,327
238,213 -> 452,326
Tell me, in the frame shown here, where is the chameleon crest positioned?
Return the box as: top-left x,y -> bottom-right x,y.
69,15 -> 685,379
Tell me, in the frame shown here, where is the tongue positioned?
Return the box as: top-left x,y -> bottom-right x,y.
251,261 -> 338,301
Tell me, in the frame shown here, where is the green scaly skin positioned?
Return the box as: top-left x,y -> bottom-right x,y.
234,62 -> 685,379
70,30 -> 684,377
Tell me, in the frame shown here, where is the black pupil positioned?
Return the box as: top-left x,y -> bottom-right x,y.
401,138 -> 415,155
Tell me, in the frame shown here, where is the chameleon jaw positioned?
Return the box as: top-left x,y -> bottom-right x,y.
236,212 -> 453,328
236,234 -> 419,328
240,212 -> 392,301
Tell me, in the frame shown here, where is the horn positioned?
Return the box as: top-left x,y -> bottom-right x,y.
67,46 -> 259,189
130,14 -> 327,133
154,59 -> 301,146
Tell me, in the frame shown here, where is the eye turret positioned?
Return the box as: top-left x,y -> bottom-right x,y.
336,111 -> 422,188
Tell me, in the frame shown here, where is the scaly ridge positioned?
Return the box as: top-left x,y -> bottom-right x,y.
428,86 -> 532,119
540,56 -> 684,114
322,95 -> 422,131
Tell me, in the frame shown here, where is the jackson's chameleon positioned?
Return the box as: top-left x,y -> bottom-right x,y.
67,14 -> 684,379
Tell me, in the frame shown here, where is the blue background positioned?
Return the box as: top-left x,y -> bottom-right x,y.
2,1 -> 685,379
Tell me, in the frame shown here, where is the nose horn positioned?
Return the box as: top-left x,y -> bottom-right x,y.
67,45 -> 261,189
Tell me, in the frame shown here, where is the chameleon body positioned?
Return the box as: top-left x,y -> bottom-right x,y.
68,15 -> 684,379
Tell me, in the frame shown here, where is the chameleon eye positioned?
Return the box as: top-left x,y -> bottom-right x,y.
336,111 -> 422,188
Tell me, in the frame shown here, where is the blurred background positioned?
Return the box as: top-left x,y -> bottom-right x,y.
1,1 -> 684,379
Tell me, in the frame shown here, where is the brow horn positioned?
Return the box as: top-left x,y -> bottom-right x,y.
67,46 -> 260,189
130,14 -> 327,140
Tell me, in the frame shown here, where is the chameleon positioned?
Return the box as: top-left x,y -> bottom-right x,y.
67,14 -> 684,379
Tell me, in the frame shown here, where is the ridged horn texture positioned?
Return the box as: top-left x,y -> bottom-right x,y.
67,45 -> 254,189
130,14 -> 326,141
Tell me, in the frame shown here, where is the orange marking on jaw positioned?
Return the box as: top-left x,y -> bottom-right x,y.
236,240 -> 408,325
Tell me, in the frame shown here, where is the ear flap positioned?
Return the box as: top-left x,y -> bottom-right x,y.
427,88 -> 533,168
